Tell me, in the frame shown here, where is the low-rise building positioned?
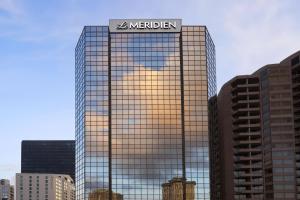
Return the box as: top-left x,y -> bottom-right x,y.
0,179 -> 14,200
16,173 -> 75,200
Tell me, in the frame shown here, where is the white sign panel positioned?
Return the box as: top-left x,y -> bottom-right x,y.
109,19 -> 182,33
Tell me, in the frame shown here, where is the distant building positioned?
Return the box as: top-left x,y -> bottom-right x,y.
9,186 -> 14,200
0,179 -> 14,200
21,140 -> 75,181
210,51 -> 300,200
16,173 -> 75,200
162,177 -> 196,200
88,189 -> 123,200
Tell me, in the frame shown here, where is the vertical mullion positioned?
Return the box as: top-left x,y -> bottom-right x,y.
180,30 -> 187,200
108,32 -> 112,200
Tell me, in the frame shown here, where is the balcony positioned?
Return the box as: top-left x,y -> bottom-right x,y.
234,139 -> 261,145
234,148 -> 262,154
233,131 -> 261,138
234,155 -> 262,162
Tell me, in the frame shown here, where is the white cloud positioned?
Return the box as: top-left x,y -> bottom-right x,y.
223,0 -> 300,75
0,0 -> 21,15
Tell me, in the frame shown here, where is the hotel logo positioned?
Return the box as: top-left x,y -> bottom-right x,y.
117,22 -> 128,30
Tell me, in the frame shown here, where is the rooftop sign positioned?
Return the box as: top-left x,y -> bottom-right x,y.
109,19 -> 182,33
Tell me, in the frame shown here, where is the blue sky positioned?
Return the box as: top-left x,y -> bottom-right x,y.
0,0 -> 299,182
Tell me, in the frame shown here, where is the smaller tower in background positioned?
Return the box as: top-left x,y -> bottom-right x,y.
162,177 -> 196,200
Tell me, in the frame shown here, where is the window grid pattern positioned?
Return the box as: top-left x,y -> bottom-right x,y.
111,32 -> 183,200
75,28 -> 86,200
260,67 -> 296,200
206,29 -> 217,99
182,26 -> 213,200
76,26 -> 110,200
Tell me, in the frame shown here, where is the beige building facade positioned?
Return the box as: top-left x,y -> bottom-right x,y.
16,173 -> 75,200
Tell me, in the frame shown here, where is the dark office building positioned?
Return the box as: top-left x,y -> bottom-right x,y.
210,51 -> 300,200
21,140 -> 75,181
75,19 -> 216,200
208,95 -> 221,200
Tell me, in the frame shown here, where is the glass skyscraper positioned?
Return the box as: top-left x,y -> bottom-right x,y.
75,19 -> 216,200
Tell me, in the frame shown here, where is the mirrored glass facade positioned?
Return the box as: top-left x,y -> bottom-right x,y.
75,21 -> 216,200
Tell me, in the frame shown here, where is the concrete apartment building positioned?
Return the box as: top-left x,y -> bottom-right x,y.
210,51 -> 300,200
15,173 -> 75,200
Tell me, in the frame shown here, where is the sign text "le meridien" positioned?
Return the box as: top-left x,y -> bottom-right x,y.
109,19 -> 182,33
